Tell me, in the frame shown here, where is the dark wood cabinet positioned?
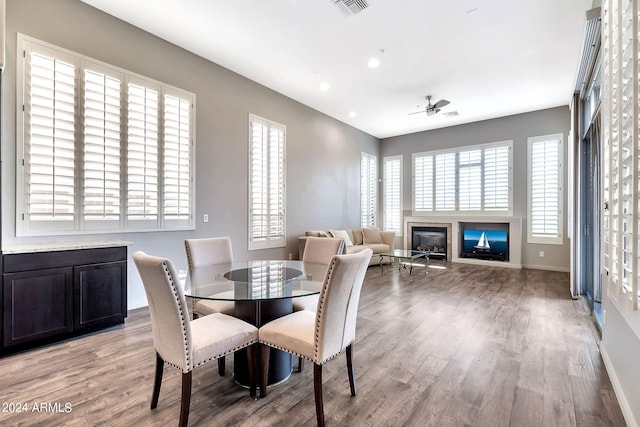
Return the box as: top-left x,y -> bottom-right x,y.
1,245 -> 128,354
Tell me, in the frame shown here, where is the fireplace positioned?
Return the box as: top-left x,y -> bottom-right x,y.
411,226 -> 448,260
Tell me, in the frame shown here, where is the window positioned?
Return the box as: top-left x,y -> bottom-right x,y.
17,34 -> 194,236
412,140 -> 512,215
248,114 -> 286,250
383,156 -> 402,234
527,134 -> 563,244
361,153 -> 377,228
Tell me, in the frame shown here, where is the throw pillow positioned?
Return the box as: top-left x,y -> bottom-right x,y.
329,229 -> 354,246
362,227 -> 383,244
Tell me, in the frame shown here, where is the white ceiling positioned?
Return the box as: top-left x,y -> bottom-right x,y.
80,0 -> 594,139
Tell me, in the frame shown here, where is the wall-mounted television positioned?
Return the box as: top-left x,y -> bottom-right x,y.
461,229 -> 508,261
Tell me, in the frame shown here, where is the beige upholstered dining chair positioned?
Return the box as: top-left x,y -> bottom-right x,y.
185,237 -> 235,316
258,248 -> 372,427
185,236 -> 237,375
292,236 -> 345,312
133,251 -> 258,427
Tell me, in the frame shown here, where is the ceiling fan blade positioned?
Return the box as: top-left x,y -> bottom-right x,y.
408,110 -> 426,115
433,99 -> 450,109
443,111 -> 459,117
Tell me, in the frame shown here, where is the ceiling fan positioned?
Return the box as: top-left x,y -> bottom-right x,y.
409,95 -> 458,117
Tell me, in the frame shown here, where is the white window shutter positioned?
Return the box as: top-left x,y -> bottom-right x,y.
163,92 -> 193,226
434,152 -> 456,211
26,50 -> 76,228
383,156 -> 402,234
361,153 -> 377,228
458,149 -> 482,211
413,154 -> 433,212
127,80 -> 159,225
83,66 -> 121,228
249,114 -> 286,249
528,134 -> 563,244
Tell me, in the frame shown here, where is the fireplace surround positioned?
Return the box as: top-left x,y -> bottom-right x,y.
404,216 -> 522,269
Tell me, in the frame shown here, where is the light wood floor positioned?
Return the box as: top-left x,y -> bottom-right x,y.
0,261 -> 627,426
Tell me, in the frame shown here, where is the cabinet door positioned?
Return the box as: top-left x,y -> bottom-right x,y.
2,268 -> 73,347
74,261 -> 127,330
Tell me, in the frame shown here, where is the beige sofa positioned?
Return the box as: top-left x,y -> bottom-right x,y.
298,227 -> 395,266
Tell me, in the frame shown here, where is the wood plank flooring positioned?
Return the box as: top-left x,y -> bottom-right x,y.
0,261 -> 627,426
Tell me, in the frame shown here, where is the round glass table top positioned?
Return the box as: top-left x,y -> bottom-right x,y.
184,259 -> 327,301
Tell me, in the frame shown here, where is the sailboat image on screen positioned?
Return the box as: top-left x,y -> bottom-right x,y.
474,232 -> 491,251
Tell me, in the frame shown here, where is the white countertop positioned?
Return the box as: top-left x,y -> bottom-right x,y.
2,240 -> 133,254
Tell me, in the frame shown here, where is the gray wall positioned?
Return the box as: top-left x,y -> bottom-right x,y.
601,293 -> 640,425
381,107 -> 571,271
2,0 -> 378,309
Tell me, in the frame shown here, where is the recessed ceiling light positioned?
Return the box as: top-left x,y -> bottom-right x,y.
367,57 -> 380,69
349,111 -> 357,117
319,82 -> 331,92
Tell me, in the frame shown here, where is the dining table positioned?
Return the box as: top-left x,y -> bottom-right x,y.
184,259 -> 328,387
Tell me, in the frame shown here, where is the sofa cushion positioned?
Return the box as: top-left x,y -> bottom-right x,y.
362,227 -> 383,244
351,228 -> 364,245
329,229 -> 353,247
305,230 -> 321,237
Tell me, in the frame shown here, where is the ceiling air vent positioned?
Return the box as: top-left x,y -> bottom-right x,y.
332,0 -> 369,17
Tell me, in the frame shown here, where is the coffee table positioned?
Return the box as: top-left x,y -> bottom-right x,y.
379,249 -> 429,275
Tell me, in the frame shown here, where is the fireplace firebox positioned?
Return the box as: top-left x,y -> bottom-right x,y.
411,226 -> 447,260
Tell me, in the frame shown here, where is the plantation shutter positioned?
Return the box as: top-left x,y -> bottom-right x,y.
361,153 -> 377,228
127,80 -> 159,226
249,114 -> 286,249
434,152 -> 456,211
458,149 -> 482,211
383,156 -> 402,233
484,145 -> 511,211
82,65 -> 121,229
528,134 -> 563,243
163,92 -> 193,226
413,154 -> 433,212
25,48 -> 76,232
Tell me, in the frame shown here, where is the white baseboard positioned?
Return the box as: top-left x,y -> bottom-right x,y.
600,343 -> 638,427
521,263 -> 569,272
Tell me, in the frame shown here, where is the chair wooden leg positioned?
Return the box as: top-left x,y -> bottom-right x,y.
179,371 -> 192,427
218,356 -> 226,376
346,344 -> 356,396
260,344 -> 270,398
313,363 -> 325,427
247,344 -> 257,398
297,356 -> 304,373
151,352 -> 164,409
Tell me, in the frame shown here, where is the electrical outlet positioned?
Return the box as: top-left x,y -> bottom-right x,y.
288,253 -> 293,260
539,251 -> 544,257
203,214 -> 209,223
603,310 -> 606,325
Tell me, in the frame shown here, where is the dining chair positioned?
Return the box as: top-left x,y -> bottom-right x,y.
258,248 -> 372,427
292,236 -> 345,312
185,236 -> 236,375
133,251 -> 258,427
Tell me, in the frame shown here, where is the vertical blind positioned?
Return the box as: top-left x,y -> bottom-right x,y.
249,114 -> 286,250
361,152 -> 377,228
383,156 -> 402,234
18,34 -> 194,235
527,134 -> 563,244
412,141 -> 512,215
